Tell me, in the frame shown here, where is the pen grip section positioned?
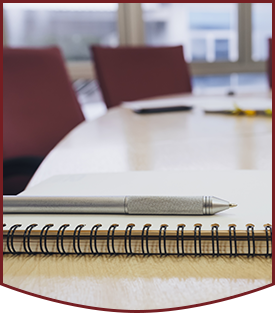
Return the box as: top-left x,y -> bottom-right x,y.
126,196 -> 203,215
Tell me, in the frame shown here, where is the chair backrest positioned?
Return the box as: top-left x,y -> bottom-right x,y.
3,47 -> 85,160
267,38 -> 272,88
91,45 -> 192,109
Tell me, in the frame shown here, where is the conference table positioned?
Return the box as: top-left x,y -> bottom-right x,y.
3,92 -> 272,310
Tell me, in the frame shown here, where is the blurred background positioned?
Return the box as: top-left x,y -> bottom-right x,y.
3,3 -> 272,120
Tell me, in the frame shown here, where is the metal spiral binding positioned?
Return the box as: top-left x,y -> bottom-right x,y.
159,224 -> 168,256
228,224 -> 237,257
264,224 -> 272,258
124,223 -> 135,255
141,224 -> 151,255
4,222 -> 272,256
176,224 -> 186,256
107,224 -> 119,254
211,224 -> 220,257
194,224 -> 202,256
90,224 -> 102,254
40,224 -> 54,254
246,224 -> 255,257
23,224 -> 38,255
73,224 -> 85,255
6,224 -> 22,254
56,224 -> 70,254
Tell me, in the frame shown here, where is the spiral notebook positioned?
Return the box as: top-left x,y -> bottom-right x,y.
3,170 -> 272,257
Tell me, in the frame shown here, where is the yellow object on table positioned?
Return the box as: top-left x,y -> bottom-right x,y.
233,103 -> 272,116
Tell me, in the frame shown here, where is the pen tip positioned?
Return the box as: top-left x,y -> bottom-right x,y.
229,203 -> 238,208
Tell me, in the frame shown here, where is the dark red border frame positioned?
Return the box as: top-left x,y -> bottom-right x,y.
1,1 -> 275,313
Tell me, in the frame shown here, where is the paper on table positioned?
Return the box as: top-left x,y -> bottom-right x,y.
121,96 -> 272,111
3,170 -> 271,233
202,97 -> 272,111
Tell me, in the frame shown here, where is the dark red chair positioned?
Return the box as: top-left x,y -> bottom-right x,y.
267,38 -> 272,89
3,47 -> 85,194
91,45 -> 192,109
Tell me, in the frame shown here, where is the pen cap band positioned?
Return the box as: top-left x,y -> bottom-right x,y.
125,196 -> 203,215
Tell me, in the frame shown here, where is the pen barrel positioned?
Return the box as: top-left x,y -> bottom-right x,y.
3,196 -> 126,214
3,195 -> 230,214
125,196 -> 204,215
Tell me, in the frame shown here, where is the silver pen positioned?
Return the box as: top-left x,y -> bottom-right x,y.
3,195 -> 237,215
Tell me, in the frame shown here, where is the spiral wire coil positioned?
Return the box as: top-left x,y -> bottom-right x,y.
3,222 -> 272,256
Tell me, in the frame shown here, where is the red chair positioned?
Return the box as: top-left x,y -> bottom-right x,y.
3,47 -> 85,194
91,45 -> 192,109
267,38 -> 272,89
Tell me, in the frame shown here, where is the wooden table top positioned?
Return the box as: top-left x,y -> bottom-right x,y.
29,93 -> 272,187
4,93 -> 272,310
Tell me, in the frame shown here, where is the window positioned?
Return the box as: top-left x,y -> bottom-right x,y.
3,3 -> 119,61
215,39 -> 230,61
142,3 -> 272,75
142,3 -> 238,63
191,39 -> 207,61
3,3 -> 272,77
252,3 -> 272,61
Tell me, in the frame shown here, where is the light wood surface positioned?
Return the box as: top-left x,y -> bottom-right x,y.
3,93 -> 272,310
3,254 -> 272,310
